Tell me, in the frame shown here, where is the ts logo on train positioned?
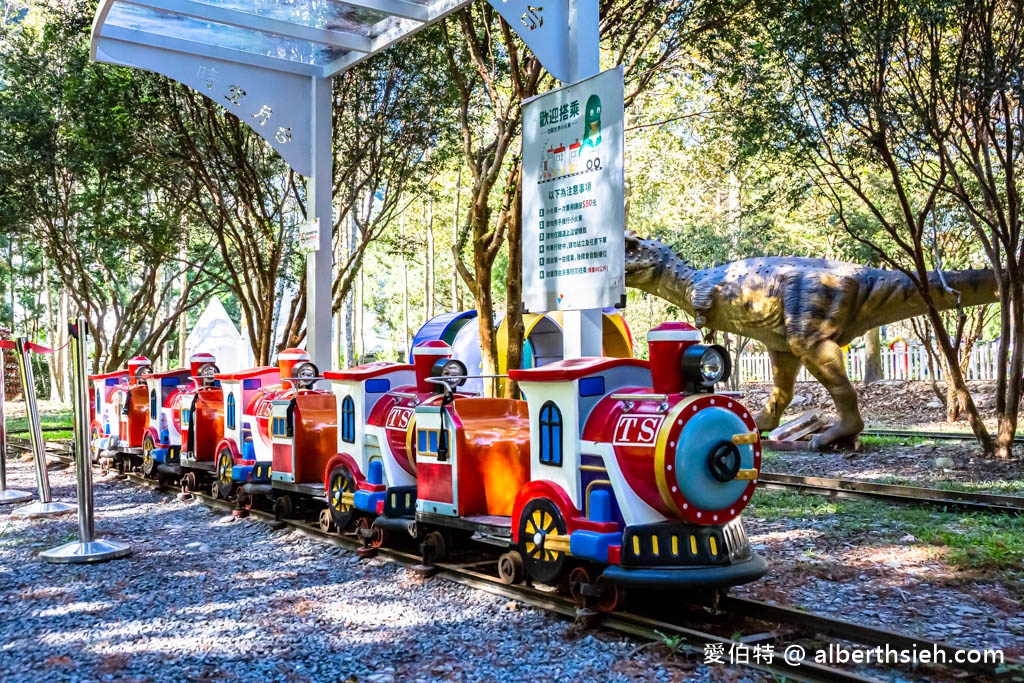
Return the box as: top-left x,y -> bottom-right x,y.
612,414 -> 664,447
385,406 -> 414,431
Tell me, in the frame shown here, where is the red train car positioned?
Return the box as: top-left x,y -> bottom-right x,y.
323,341 -> 469,542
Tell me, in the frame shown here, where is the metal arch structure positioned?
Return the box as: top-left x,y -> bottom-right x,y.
90,0 -> 600,371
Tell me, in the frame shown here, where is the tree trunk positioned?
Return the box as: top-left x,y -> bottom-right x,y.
401,215 -> 410,358
43,267 -> 63,402
426,191 -> 434,321
994,284 -> 1024,459
356,266 -> 365,364
474,266 -> 498,396
863,327 -> 883,384
452,164 -> 462,311
504,168 -> 524,399
58,289 -> 69,401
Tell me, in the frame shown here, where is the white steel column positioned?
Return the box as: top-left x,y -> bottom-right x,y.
306,76 -> 335,371
562,0 -> 603,358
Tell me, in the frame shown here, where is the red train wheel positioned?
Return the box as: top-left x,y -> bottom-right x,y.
568,566 -> 592,607
215,448 -> 234,500
327,466 -> 356,530
141,435 -> 156,478
89,426 -> 101,464
370,524 -> 387,549
596,575 -> 625,613
518,498 -> 567,585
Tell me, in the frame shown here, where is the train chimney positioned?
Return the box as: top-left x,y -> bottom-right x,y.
277,348 -> 309,383
189,352 -> 218,386
127,356 -> 152,386
647,322 -> 702,394
412,341 -> 453,393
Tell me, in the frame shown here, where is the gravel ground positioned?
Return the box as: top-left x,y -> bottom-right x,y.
736,514 -> 1024,655
0,456 -> 764,683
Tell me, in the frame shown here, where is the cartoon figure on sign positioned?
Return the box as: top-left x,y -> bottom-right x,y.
582,94 -> 602,148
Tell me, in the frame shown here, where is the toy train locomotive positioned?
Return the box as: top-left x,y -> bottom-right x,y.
89,321 -> 766,607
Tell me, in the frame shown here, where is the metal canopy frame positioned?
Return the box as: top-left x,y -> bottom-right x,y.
90,0 -> 599,370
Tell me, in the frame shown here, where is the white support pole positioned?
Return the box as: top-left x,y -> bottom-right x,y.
562,0 -> 604,359
305,76 -> 335,372
11,338 -> 74,519
0,348 -> 32,505
40,318 -> 131,563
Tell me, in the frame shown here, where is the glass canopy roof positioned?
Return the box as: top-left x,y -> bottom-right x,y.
92,0 -> 474,78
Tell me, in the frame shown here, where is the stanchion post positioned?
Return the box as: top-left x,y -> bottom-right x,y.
41,318 -> 131,563
11,337 -> 74,518
0,347 -> 32,505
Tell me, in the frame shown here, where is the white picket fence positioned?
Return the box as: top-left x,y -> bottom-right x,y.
737,341 -> 1001,383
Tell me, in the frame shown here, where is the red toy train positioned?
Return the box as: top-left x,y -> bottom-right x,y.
90,321 -> 766,607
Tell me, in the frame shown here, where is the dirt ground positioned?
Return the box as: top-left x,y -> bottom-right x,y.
740,380 -> 1024,487
742,378 -> 1019,432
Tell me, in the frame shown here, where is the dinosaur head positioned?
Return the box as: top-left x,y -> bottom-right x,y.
625,231 -> 697,285
624,231 -> 699,315
624,231 -> 665,288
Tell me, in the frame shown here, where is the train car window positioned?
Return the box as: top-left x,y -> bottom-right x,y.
578,376 -> 606,397
96,389 -> 101,408
539,401 -> 563,467
365,378 -> 390,394
226,394 -> 236,430
150,389 -> 158,420
341,396 -> 356,443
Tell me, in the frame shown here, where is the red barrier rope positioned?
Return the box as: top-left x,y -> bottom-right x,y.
0,339 -> 72,354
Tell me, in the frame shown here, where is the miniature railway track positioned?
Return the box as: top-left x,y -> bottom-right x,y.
759,471 -> 1024,515
7,437 -> 1017,680
107,472 -> 1013,683
860,427 -> 1024,444
114,474 -> 877,683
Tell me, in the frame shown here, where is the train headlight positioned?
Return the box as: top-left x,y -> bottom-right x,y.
198,363 -> 219,383
292,361 -> 319,387
430,359 -> 467,392
680,344 -> 731,391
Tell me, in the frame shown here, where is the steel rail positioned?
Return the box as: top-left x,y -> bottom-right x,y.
109,471 -> 1014,682
1,441 -> 1013,679
720,596 -> 1015,678
8,436 -> 74,459
860,428 -> 1024,444
759,472 -> 1024,515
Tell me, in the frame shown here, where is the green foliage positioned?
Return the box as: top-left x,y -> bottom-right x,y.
749,490 -> 1024,573
653,629 -> 688,656
0,0 -> 221,368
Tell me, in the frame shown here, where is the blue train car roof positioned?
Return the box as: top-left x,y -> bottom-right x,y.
410,311 -> 477,355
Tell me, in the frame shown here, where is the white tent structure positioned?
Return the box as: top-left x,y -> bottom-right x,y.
89,0 -> 601,370
185,298 -> 253,372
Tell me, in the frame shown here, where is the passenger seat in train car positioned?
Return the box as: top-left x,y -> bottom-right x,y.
453,398 -> 532,518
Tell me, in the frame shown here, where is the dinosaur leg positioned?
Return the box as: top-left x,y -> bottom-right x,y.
753,350 -> 803,431
798,340 -> 865,449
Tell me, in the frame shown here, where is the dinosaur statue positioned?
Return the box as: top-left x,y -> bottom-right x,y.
623,233 -> 999,448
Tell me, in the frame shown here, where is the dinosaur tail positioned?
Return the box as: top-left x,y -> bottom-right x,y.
864,267 -> 999,332
925,268 -> 1000,309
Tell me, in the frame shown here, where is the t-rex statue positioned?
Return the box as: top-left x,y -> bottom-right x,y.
623,233 -> 999,448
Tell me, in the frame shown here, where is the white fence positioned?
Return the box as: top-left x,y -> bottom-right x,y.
737,341 -> 1001,383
